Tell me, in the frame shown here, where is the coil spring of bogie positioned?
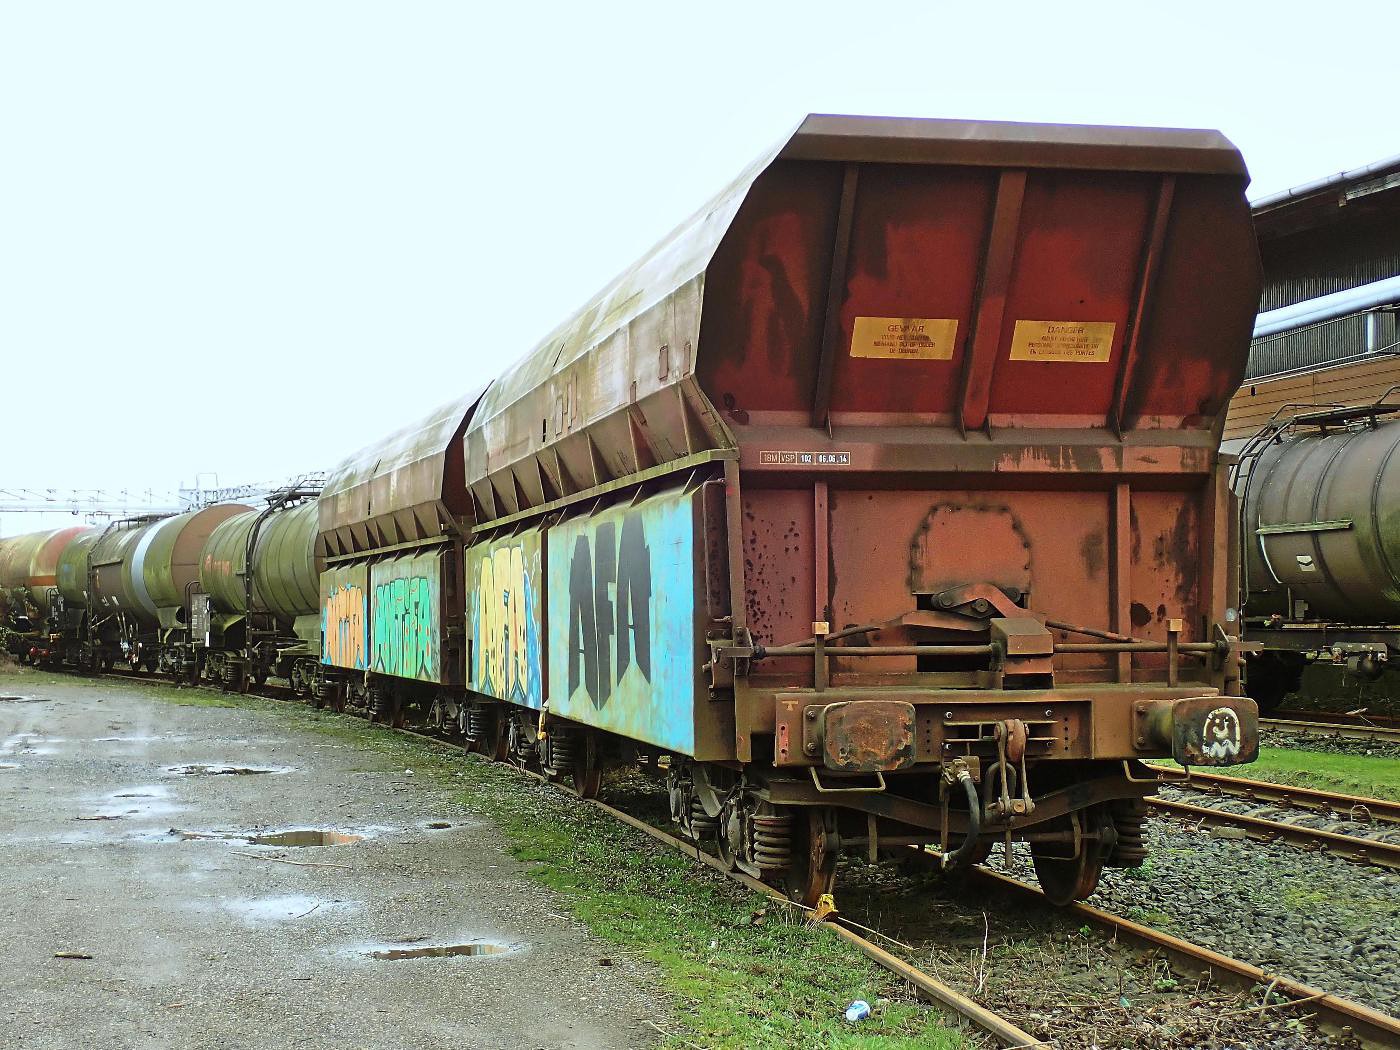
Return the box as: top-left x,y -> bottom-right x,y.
371,688 -> 393,718
1110,801 -> 1149,866
689,798 -> 717,836
750,812 -> 794,871
549,731 -> 578,772
466,706 -> 488,743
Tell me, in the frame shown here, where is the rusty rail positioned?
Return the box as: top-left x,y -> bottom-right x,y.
1175,769 -> 1400,826
1148,795 -> 1400,870
1261,715 -> 1400,745
977,868 -> 1400,1050
567,787 -> 1046,1048
1271,707 -> 1400,731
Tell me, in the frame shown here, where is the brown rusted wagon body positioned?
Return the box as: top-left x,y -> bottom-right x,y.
459,115 -> 1264,904
315,393 -> 483,724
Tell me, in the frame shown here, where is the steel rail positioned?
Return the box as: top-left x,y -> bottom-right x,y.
558,783 -> 1047,1049
1172,769 -> 1400,826
1148,795 -> 1400,870
976,868 -> 1400,1050
1271,708 -> 1400,730
1261,715 -> 1400,745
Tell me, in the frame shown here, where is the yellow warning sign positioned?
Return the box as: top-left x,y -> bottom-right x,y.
1008,320 -> 1116,363
850,317 -> 958,361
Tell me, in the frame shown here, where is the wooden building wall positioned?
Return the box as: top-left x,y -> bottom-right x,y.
1223,352 -> 1400,443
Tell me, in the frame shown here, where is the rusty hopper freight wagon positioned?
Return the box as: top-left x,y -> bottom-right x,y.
13,113 -> 1265,910
315,396 -> 480,723
1235,391 -> 1400,707
420,113 -> 1261,906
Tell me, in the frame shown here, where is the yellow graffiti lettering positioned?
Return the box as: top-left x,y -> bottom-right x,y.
323,584 -> 366,670
474,542 -> 540,705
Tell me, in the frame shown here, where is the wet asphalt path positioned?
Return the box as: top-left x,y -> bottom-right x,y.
0,676 -> 662,1049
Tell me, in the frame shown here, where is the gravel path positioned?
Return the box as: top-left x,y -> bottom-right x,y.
0,677 -> 665,1050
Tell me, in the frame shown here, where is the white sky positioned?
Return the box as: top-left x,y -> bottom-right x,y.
4,0 -> 1398,534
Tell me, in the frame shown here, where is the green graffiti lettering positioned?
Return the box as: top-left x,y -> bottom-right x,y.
372,573 -> 436,680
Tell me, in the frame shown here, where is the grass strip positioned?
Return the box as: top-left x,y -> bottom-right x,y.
1164,746 -> 1400,802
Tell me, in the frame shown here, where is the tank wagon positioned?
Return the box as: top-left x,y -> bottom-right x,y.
181,483 -> 324,691
0,525 -> 91,661
45,504 -> 250,670
1236,390 -> 1400,708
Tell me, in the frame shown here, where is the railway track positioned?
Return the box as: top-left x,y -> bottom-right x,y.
90,668 -> 1400,1047
1148,770 -> 1400,871
1148,795 -> 1400,870
1171,769 -> 1400,826
1262,710 -> 1400,745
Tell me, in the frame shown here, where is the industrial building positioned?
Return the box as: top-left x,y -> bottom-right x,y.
1224,154 -> 1400,441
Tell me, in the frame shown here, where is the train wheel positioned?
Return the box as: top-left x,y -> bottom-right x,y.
428,696 -> 447,733
782,807 -> 838,908
472,707 -> 508,762
715,798 -> 741,872
571,731 -> 601,799
1031,808 -> 1106,905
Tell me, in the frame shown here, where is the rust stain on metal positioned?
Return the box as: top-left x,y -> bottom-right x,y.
819,700 -> 916,773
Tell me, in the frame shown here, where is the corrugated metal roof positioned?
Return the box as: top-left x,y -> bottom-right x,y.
1247,211 -> 1400,378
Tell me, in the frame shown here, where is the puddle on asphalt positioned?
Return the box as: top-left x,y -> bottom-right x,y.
247,829 -> 362,847
169,826 -> 365,847
221,895 -> 352,923
366,941 -> 513,960
166,764 -> 288,776
0,695 -> 49,703
94,735 -> 181,743
170,829 -> 243,841
109,785 -> 169,798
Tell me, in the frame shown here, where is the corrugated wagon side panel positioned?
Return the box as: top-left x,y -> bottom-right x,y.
546,488 -> 703,755
369,552 -> 442,683
467,531 -> 545,710
320,563 -> 368,671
